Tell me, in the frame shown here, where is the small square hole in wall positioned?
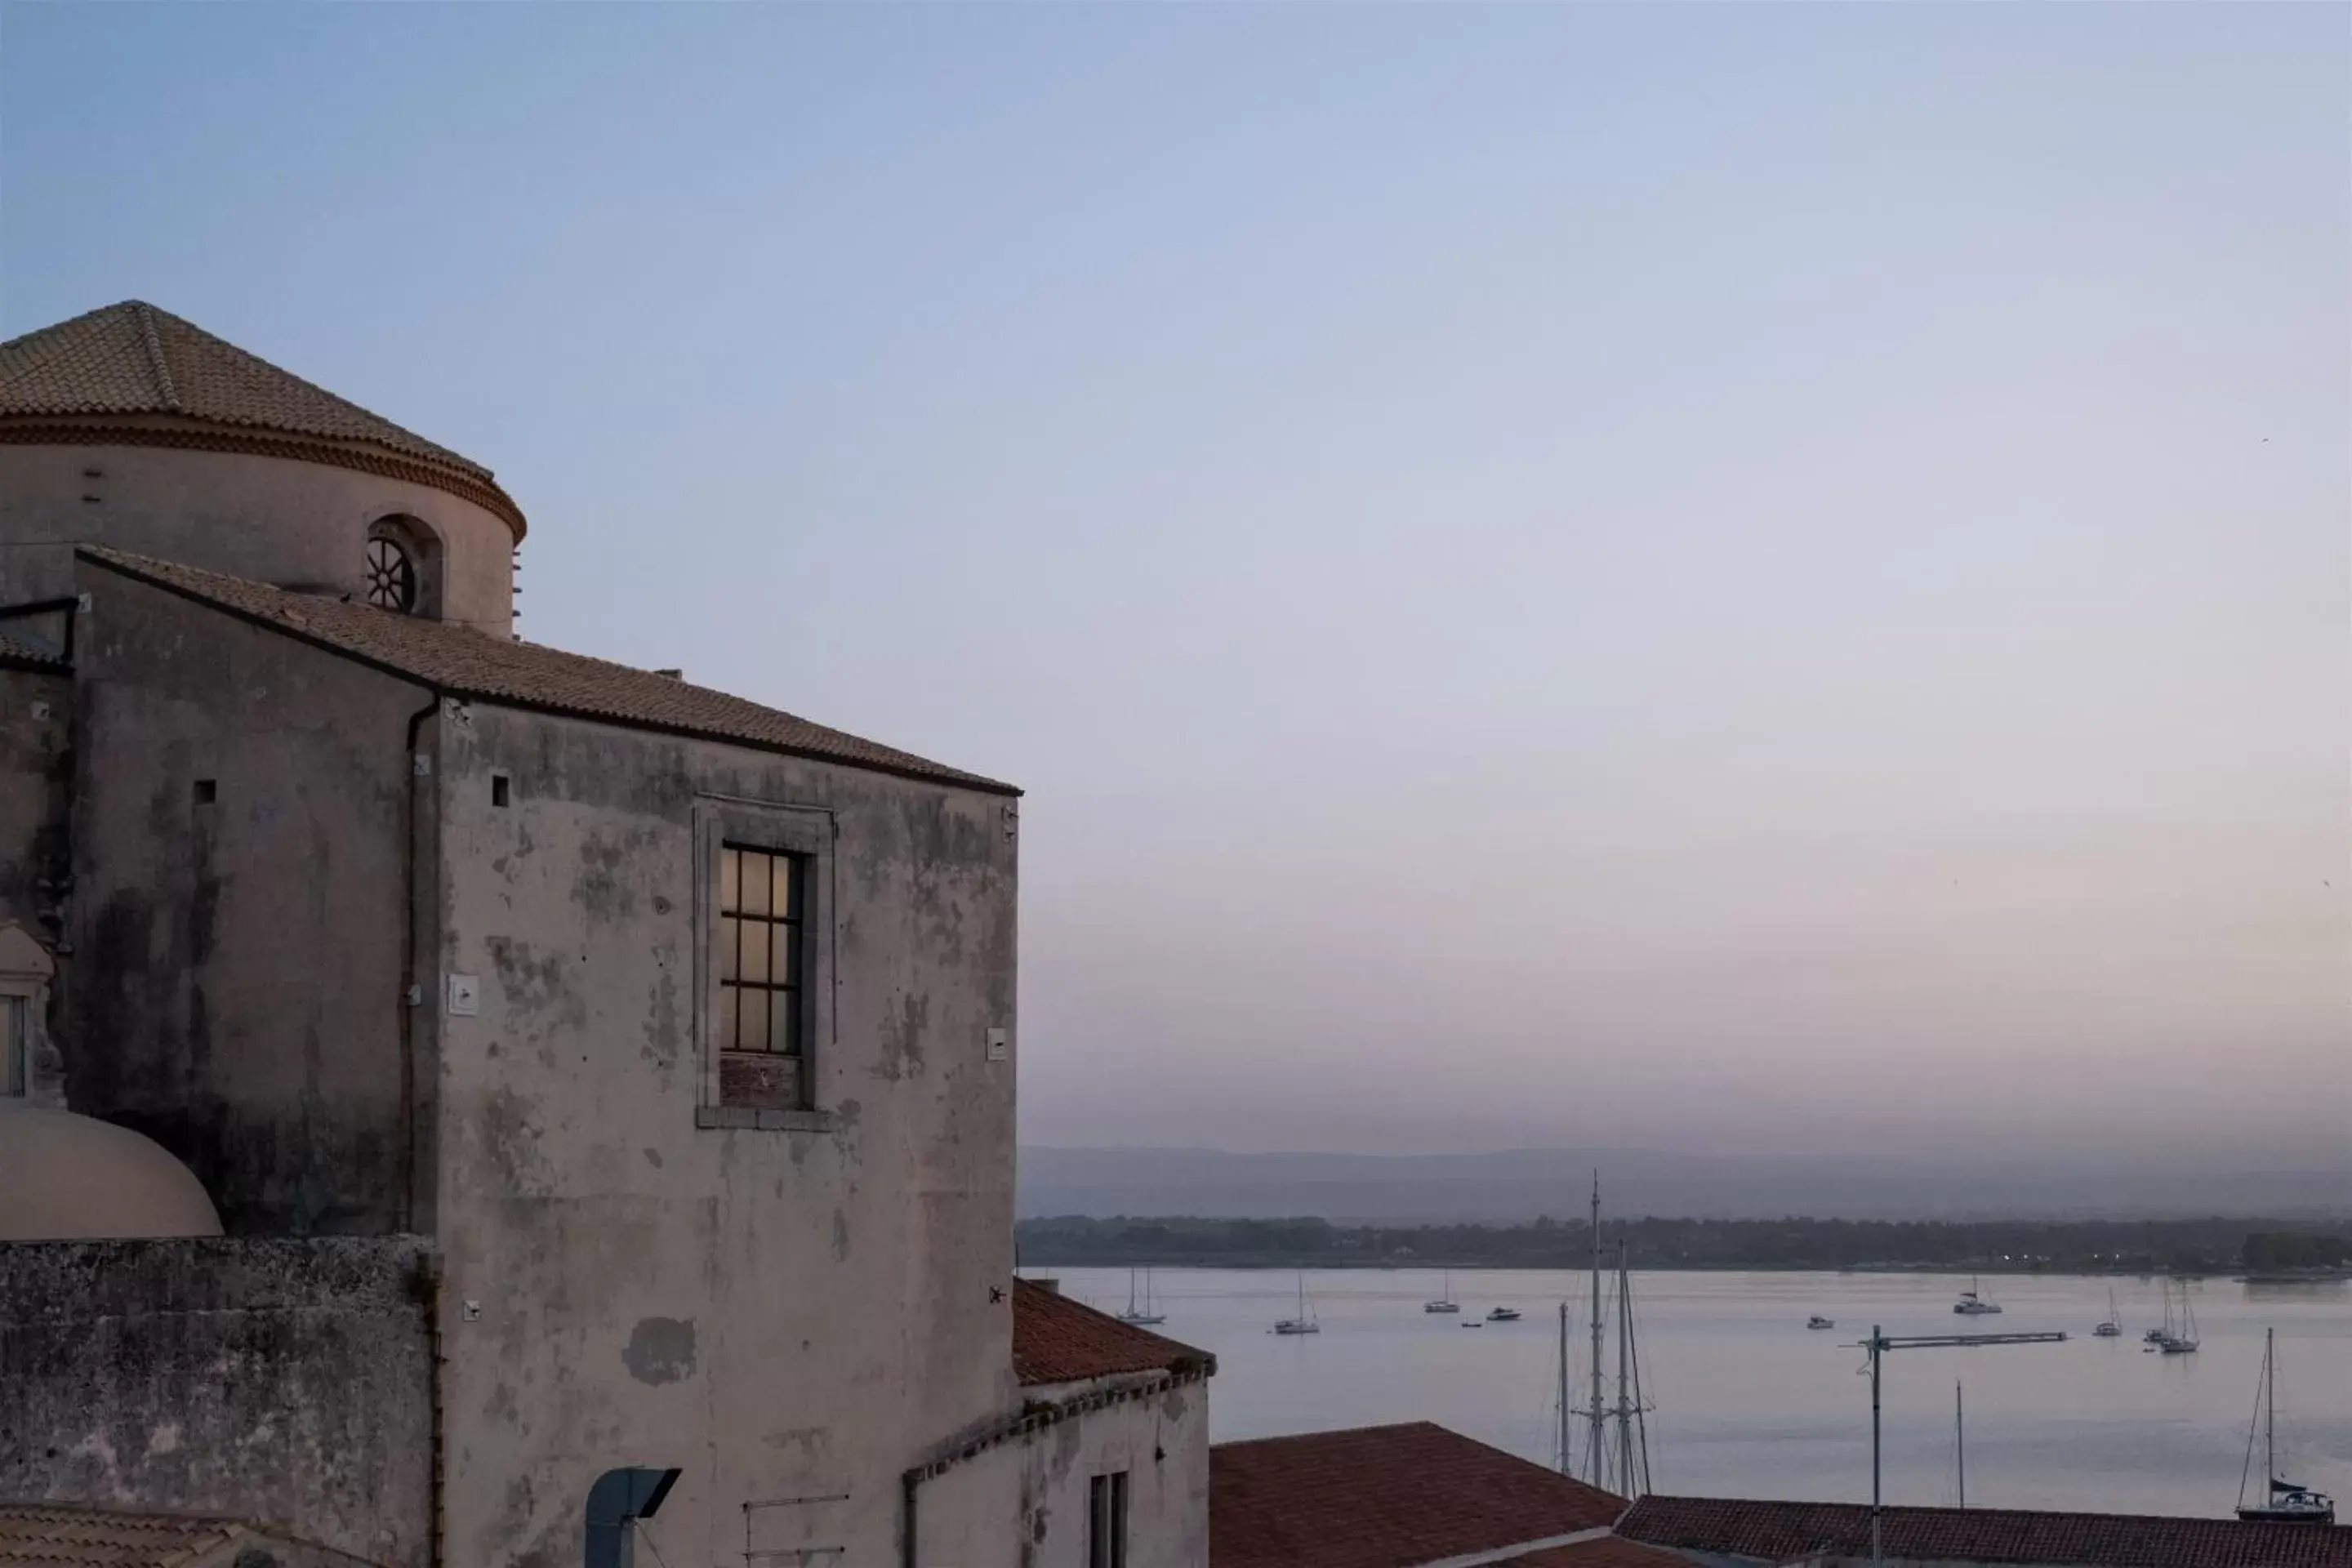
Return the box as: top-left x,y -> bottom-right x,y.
192,780 -> 217,805
491,775 -> 511,808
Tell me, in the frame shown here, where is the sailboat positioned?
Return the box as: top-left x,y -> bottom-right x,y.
2235,1329 -> 2335,1523
2158,1283 -> 2198,1354
2093,1287 -> 2122,1338
2145,1279 -> 2174,1345
1953,1274 -> 2002,1315
1272,1273 -> 1320,1335
1423,1272 -> 1459,1314
1117,1267 -> 1165,1326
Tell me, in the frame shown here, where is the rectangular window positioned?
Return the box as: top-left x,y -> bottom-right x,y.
1088,1472 -> 1129,1568
718,844 -> 805,1058
2,996 -> 23,1098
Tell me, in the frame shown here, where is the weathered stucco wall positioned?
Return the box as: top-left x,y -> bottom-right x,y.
918,1379 -> 1211,1568
69,564 -> 426,1232
0,664 -> 72,939
0,1235 -> 434,1568
0,443 -> 515,635
429,702 -> 1020,1567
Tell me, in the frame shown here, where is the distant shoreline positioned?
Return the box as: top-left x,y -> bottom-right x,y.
1015,1214 -> 2352,1276
1018,1258 -> 2352,1280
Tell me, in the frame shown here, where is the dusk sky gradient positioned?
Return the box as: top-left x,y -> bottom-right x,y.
4,3 -> 2344,1169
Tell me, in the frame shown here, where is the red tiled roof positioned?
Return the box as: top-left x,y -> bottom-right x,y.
0,1503 -> 236,1567
1503,1539 -> 1689,1566
0,1501 -> 372,1566
1618,1495 -> 2352,1568
0,301 -> 523,536
80,548 -> 1016,795
0,630 -> 65,670
1211,1422 -> 1628,1568
1012,1280 -> 1213,1386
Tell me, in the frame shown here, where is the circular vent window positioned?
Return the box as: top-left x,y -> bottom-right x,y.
364,537 -> 417,612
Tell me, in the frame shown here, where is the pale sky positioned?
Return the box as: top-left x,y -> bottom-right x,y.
4,3 -> 2345,1169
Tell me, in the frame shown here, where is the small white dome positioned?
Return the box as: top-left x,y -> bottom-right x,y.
0,1106 -> 222,1240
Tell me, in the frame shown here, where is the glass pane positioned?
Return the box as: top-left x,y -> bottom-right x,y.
773,854 -> 800,920
741,850 -> 771,918
772,986 -> 799,1055
719,916 -> 739,982
717,987 -> 737,1053
741,920 -> 770,984
739,988 -> 768,1052
773,924 -> 799,988
719,849 -> 741,915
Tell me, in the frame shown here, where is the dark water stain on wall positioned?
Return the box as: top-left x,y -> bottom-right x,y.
621,1316 -> 697,1386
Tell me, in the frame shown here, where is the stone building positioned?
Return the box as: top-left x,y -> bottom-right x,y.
0,301 -> 1212,1568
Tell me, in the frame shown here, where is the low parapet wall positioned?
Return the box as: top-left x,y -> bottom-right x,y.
0,1235 -> 435,1568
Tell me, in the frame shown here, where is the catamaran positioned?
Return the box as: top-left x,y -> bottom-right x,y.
2093,1287 -> 2122,1338
1423,1272 -> 1459,1314
1953,1276 -> 2003,1315
1272,1273 -> 1320,1335
1117,1267 -> 1166,1326
2235,1328 -> 2335,1524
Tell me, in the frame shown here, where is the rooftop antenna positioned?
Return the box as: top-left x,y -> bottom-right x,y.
1856,1328 -> 2065,1566
1956,1381 -> 1966,1510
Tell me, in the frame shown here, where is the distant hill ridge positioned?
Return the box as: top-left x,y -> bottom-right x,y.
1018,1145 -> 2352,1223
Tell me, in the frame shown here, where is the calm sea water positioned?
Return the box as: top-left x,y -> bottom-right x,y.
1034,1267 -> 2352,1520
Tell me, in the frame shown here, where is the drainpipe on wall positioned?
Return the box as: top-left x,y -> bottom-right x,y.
901,1468 -> 920,1568
400,688 -> 439,1235
401,688 -> 442,1566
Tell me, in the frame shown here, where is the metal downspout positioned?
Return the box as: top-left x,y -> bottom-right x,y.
901,1468 -> 920,1568
402,688 -> 442,1566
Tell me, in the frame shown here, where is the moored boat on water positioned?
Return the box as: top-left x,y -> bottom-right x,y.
2235,1328 -> 2335,1524
1116,1267 -> 1166,1325
1953,1275 -> 2002,1316
1272,1272 -> 1320,1335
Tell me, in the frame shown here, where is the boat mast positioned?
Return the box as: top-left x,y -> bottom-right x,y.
1556,1300 -> 1571,1474
1955,1382 -> 1965,1510
1615,1241 -> 1635,1492
1586,1172 -> 1606,1488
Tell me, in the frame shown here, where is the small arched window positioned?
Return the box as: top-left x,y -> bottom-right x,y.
364,535 -> 418,612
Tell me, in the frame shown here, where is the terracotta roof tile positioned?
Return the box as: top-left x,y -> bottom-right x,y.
0,1503 -> 243,1566
81,547 -> 1016,795
1619,1495 -> 2352,1567
1013,1280 -> 1212,1386
1211,1422 -> 1628,1568
1503,1539 -> 1689,1566
0,630 -> 65,669
0,302 -> 488,479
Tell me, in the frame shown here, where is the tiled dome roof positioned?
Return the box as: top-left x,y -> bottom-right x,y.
0,301 -> 525,537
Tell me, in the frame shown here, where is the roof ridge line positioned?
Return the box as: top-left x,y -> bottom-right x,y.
131,301 -> 181,413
